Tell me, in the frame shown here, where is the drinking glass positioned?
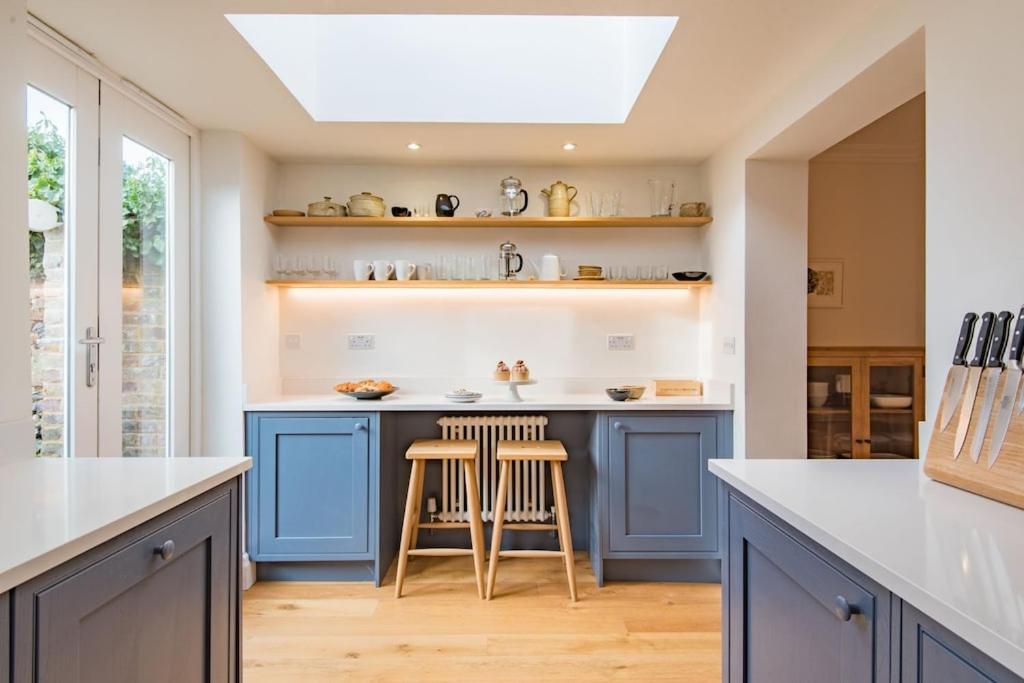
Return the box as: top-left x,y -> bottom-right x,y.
294,256 -> 309,278
308,255 -> 324,278
323,256 -> 338,277
655,265 -> 669,280
638,265 -> 653,280
648,179 -> 676,216
439,255 -> 455,280
601,191 -> 621,217
419,262 -> 434,280
274,254 -> 291,278
623,265 -> 637,280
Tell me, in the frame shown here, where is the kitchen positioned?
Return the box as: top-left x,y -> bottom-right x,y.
1,2 -> 1024,682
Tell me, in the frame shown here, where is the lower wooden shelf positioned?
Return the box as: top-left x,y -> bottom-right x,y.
266,279 -> 710,290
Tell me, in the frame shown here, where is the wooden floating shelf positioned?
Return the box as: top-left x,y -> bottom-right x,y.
266,279 -> 711,290
264,215 -> 712,228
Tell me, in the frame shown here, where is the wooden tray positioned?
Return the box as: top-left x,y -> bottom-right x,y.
925,370 -> 1024,509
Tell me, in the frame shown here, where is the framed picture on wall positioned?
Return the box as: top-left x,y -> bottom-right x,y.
807,259 -> 844,308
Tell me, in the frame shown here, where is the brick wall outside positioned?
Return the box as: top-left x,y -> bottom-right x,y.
31,228 -> 167,457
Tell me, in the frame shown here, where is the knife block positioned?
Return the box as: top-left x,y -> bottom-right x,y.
925,371 -> 1024,509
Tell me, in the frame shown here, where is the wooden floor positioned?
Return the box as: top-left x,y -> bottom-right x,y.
243,554 -> 722,682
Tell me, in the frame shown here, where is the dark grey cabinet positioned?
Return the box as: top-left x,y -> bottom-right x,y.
249,414 -> 375,560
607,414 -> 719,553
901,602 -> 1021,682
11,478 -> 240,683
724,492 -> 891,682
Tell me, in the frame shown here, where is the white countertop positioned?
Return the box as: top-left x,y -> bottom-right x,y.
246,391 -> 733,412
0,457 -> 251,593
709,459 -> 1024,674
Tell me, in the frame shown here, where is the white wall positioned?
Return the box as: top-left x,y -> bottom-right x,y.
745,160 -> 809,459
0,0 -> 32,459
271,164 -> 708,389
200,131 -> 278,457
924,0 -> 1024,444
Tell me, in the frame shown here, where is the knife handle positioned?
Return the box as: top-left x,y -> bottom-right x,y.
1007,306 -> 1024,365
952,312 -> 979,366
986,311 -> 1014,368
969,312 -> 995,368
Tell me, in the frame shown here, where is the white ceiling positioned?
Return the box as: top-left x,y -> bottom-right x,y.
27,0 -> 887,165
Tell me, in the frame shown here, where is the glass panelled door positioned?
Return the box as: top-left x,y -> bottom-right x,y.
98,84 -> 190,457
807,359 -> 859,459
27,41 -> 99,457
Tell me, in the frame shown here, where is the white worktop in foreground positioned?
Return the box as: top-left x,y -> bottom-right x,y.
0,457 -> 251,593
709,459 -> 1024,674
246,392 -> 733,412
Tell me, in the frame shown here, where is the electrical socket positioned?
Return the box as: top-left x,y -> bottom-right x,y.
284,334 -> 301,350
723,336 -> 736,355
348,334 -> 375,351
607,334 -> 635,351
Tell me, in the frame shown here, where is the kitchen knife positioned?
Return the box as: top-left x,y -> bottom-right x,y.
987,307 -> 1024,468
968,311 -> 1013,462
938,312 -> 980,431
953,311 -> 995,459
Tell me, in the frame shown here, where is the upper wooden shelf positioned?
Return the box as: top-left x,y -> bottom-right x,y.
263,215 -> 713,228
266,279 -> 710,290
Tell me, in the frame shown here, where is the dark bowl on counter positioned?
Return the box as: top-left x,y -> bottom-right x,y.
606,388 -> 631,401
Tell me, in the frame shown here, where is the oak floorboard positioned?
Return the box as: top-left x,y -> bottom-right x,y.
244,553 -> 721,682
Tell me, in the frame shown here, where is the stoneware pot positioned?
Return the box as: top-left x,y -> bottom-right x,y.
347,192 -> 385,217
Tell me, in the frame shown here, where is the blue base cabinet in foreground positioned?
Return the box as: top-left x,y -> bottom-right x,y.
721,486 -> 1022,683
590,412 -> 733,586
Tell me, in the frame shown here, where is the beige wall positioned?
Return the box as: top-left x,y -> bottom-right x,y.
808,94 -> 925,347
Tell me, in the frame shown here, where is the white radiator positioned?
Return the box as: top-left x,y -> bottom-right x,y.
437,415 -> 551,523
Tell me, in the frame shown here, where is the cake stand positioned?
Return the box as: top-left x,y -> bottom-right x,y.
494,378 -> 537,402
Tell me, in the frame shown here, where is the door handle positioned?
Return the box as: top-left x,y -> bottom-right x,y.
77,326 -> 105,388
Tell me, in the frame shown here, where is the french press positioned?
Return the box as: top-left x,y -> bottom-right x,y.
498,241 -> 523,280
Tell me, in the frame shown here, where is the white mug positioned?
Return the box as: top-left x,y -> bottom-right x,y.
395,259 -> 416,281
540,254 -> 566,281
372,259 -> 394,281
353,259 -> 373,281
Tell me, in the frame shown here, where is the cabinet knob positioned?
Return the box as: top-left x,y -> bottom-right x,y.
354,423 -> 366,431
833,595 -> 859,622
154,540 -> 175,561
613,421 -> 624,431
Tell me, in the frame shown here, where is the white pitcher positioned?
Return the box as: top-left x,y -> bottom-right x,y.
540,254 -> 566,281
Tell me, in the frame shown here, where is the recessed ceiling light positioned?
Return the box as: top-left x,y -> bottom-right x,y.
226,14 -> 678,124
562,142 -> 577,151
407,142 -> 421,150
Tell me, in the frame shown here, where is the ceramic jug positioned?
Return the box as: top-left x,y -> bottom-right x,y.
435,193 -> 460,217
540,180 -> 578,217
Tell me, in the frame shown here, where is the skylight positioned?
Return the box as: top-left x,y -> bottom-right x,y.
225,14 -> 677,124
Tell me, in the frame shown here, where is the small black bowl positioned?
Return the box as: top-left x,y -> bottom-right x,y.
391,206 -> 411,217
672,271 -> 708,281
606,388 -> 631,402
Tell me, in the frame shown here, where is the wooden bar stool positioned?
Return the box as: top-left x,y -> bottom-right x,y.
395,439 -> 486,599
486,440 -> 577,601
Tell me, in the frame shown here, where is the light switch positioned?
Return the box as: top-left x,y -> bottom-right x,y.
284,333 -> 301,350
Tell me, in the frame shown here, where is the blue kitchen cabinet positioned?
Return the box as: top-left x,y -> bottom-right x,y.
248,413 -> 377,562
590,411 -> 732,584
1,592 -> 8,683
607,414 -> 720,553
723,490 -> 892,683
901,601 -> 1021,682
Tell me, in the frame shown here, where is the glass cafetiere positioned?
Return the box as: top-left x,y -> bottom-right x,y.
499,176 -> 529,216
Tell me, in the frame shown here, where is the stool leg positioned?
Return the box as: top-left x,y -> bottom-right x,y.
462,460 -> 486,599
551,461 -> 578,602
395,459 -> 424,599
486,460 -> 511,600
409,461 -> 424,551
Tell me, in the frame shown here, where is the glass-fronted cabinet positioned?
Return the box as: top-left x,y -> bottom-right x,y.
808,348 -> 924,459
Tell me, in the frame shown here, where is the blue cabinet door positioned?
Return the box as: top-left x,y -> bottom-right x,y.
901,602 -> 1021,682
725,494 -> 889,683
607,415 -> 718,553
254,415 -> 371,559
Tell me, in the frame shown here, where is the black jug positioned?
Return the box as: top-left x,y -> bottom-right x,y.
435,193 -> 460,217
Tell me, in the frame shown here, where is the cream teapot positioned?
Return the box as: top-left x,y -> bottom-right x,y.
540,180 -> 578,217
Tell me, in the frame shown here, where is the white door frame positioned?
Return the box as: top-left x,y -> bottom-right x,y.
26,39 -> 100,457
